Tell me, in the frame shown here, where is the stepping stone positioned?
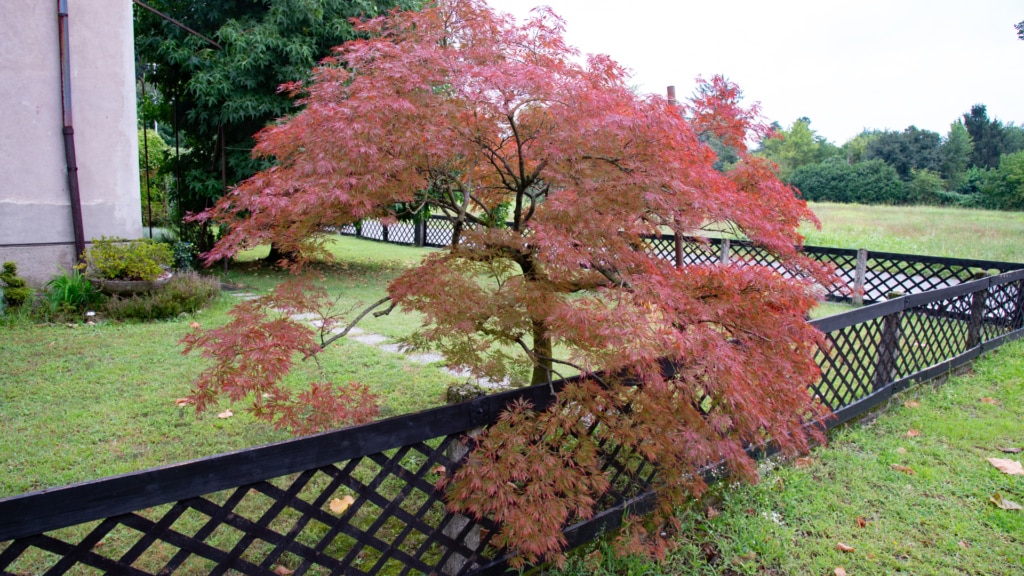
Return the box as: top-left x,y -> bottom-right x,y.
352,334 -> 388,346
230,292 -> 259,300
331,326 -> 364,336
289,312 -> 319,321
379,343 -> 411,354
406,352 -> 445,364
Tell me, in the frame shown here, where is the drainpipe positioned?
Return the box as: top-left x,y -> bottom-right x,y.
57,0 -> 86,264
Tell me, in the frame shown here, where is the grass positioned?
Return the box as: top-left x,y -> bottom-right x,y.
802,202 -> 1024,263
550,338 -> 1024,575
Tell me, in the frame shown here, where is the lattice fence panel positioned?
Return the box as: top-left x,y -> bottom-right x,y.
812,317 -> 886,410
860,256 -> 980,302
643,236 -> 675,263
425,218 -> 455,248
803,248 -> 858,298
984,279 -> 1024,337
385,223 -> 417,246
0,435 -> 508,576
358,220 -> 386,242
897,297 -> 973,378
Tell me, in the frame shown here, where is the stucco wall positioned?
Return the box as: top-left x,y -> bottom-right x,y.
0,0 -> 141,285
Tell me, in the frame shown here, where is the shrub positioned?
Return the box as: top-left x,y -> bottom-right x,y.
42,267 -> 105,319
85,237 -> 173,281
0,261 -> 32,307
104,272 -> 220,320
171,241 -> 198,271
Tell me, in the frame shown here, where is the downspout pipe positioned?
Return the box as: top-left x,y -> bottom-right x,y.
57,0 -> 87,264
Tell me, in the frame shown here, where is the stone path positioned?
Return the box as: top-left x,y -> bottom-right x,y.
226,291 -> 511,390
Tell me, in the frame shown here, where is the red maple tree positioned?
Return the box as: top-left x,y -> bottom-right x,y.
187,0 -> 833,565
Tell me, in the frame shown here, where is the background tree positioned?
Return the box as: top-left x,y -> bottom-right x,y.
789,157 -> 905,204
841,130 -> 880,164
134,0 -> 419,252
756,117 -> 840,180
963,104 -> 1009,169
138,128 -> 172,227
185,0 -> 832,564
863,126 -> 942,181
939,120 -> 974,189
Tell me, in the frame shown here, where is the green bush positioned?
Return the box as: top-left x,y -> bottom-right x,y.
104,272 -> 220,321
0,261 -> 32,308
85,237 -> 173,281
42,267 -> 105,319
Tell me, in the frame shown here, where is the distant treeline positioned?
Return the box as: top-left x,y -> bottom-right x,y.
753,105 -> 1024,211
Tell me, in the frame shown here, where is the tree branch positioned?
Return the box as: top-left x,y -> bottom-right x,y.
319,296 -> 393,348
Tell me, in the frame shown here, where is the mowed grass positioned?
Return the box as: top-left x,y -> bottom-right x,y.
803,202 -> 1024,263
0,238 -> 461,497
551,338 -> 1024,576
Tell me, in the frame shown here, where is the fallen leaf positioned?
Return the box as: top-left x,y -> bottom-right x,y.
795,457 -> 815,469
989,492 -> 1022,511
856,517 -> 867,528
48,341 -> 56,347
330,495 -> 355,514
896,447 -> 907,454
958,540 -> 969,549
891,464 -> 915,475
744,508 -> 756,516
217,409 -> 233,419
174,398 -> 193,407
999,447 -> 1023,454
835,542 -> 855,553
431,465 -> 446,475
987,458 -> 1024,475
731,551 -> 757,564
706,506 -> 720,520
979,397 -> 1000,405
189,322 -> 202,330
906,429 -> 920,438
835,568 -> 848,576
904,400 -> 920,409
272,566 -> 294,575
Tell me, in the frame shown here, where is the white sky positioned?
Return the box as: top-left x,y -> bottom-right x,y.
485,0 -> 1024,145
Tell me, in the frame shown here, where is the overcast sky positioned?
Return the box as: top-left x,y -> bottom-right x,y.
485,0 -> 1024,145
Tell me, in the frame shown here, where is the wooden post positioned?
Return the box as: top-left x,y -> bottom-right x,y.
382,224 -> 389,243
719,239 -> 731,265
853,249 -> 868,305
415,219 -> 427,247
674,231 -> 683,268
966,281 -> 989,349
872,294 -> 903,391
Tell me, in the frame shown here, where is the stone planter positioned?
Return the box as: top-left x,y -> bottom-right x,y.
88,272 -> 172,297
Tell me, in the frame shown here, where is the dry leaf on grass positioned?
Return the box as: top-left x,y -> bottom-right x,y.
835,568 -> 848,576
906,429 -> 921,438
999,447 -> 1023,454
795,457 -> 815,469
891,464 -> 915,475
272,566 -> 294,575
706,506 -> 720,520
989,493 -> 1022,511
431,465 -> 446,475
903,400 -> 920,409
330,495 -> 355,514
896,447 -> 908,454
174,398 -> 193,407
731,551 -> 757,564
189,321 -> 202,330
856,517 -> 867,528
987,458 -> 1024,475
217,409 -> 233,419
835,542 -> 855,553
979,397 -> 1000,405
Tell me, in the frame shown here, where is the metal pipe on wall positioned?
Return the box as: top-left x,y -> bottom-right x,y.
57,0 -> 86,264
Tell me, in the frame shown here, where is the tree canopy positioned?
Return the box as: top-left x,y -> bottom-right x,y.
187,0 -> 832,564
134,0 -> 420,249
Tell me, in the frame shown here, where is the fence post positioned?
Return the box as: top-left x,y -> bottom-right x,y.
1013,280 -> 1024,331
719,238 -> 731,265
415,219 -> 426,247
441,428 -> 482,575
382,224 -> 389,243
674,232 -> 683,268
871,295 -> 903,391
966,280 -> 989,349
853,248 -> 868,306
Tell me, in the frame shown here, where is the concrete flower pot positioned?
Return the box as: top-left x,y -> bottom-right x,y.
88,272 -> 172,297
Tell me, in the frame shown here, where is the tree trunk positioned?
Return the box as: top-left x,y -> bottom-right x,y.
530,320 -> 553,385
263,243 -> 296,267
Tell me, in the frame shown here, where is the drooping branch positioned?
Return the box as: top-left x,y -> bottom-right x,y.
319,296 -> 393,348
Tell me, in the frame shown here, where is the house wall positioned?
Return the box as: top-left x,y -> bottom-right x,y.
0,0 -> 141,286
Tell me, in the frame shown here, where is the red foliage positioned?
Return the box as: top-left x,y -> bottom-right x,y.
190,0 -> 835,565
